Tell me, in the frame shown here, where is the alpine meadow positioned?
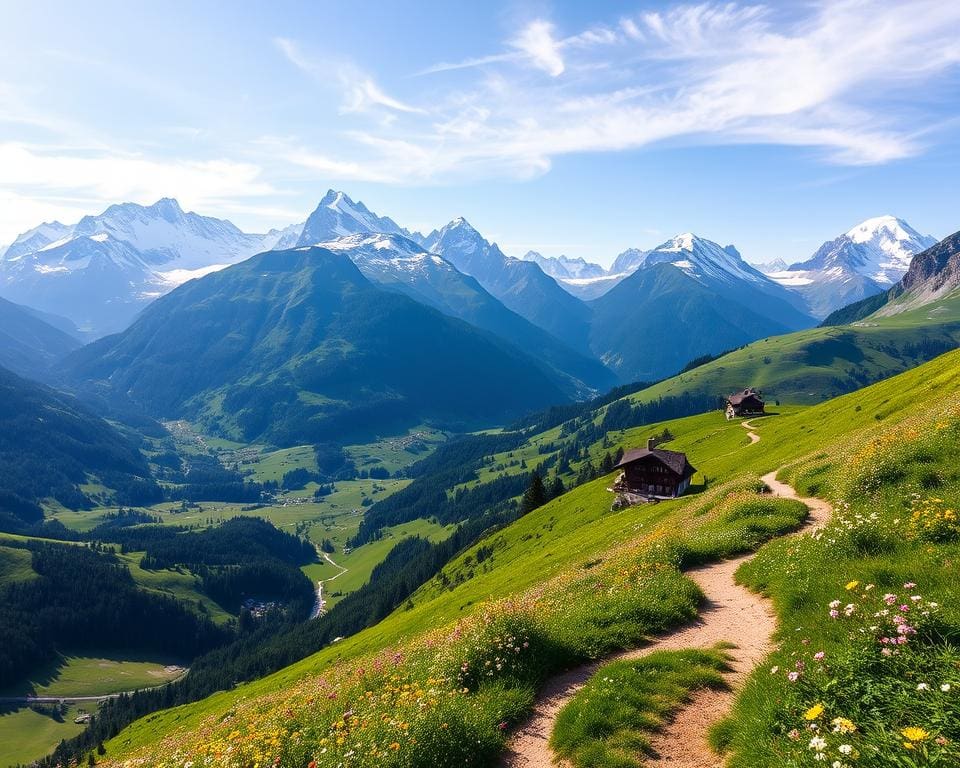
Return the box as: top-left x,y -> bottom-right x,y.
2,2 -> 960,768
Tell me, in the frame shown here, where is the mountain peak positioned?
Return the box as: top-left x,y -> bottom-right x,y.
448,216 -> 476,232
297,191 -> 404,246
145,197 -> 185,221
845,214 -> 913,243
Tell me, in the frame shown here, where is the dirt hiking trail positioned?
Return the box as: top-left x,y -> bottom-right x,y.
501,425 -> 831,768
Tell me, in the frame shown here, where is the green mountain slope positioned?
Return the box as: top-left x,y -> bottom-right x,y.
91,348 -> 960,767
589,263 -> 804,380
65,247 -> 576,446
0,297 -> 80,380
0,365 -> 154,531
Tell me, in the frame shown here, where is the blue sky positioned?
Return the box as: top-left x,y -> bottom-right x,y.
2,0 -> 959,266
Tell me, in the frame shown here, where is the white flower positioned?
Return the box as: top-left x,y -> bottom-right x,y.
809,736 -> 827,751
942,683 -> 952,692
917,683 -> 930,691
839,744 -> 853,754
770,666 -> 780,674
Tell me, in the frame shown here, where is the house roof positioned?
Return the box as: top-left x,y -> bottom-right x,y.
727,388 -> 763,406
615,447 -> 697,479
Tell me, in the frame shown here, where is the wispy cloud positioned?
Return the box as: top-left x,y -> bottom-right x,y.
274,37 -> 423,114
0,142 -> 277,241
511,20 -> 567,76
276,1 -> 960,183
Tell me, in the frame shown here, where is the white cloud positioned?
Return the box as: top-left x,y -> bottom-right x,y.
511,20 -> 566,76
274,37 -> 423,114
278,0 -> 960,183
0,142 -> 276,242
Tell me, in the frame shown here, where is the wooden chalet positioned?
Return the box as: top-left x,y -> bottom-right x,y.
725,388 -> 765,419
612,438 -> 697,501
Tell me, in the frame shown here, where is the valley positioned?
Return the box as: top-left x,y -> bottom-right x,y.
1,142 -> 959,768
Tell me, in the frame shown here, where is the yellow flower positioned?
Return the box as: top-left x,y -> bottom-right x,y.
831,717 -> 856,734
845,580 -> 859,591
804,703 -> 825,720
901,727 -> 930,742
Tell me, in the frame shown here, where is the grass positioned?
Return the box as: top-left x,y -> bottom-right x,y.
0,703 -> 87,768
91,350 -> 960,766
1,653 -> 185,698
619,298 -> 960,407
0,544 -> 36,584
301,518 -> 454,608
101,474 -> 809,765
550,647 -> 731,768
120,552 -> 234,625
712,392 -> 960,767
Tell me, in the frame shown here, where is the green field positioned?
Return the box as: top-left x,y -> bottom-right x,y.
620,294 -> 960,406
119,552 -> 235,624
1,654 -> 185,698
100,349 -> 960,768
0,544 -> 36,584
302,517 -> 454,608
0,703 -> 87,768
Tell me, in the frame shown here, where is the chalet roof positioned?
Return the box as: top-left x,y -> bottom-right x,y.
727,388 -> 764,406
615,447 -> 696,479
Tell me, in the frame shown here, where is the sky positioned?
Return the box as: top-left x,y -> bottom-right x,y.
2,0 -> 959,267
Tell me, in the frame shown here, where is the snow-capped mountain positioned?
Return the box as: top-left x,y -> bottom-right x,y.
296,190 -> 411,246
610,247 -> 651,275
767,216 -> 937,318
752,258 -> 788,274
261,222 -> 305,252
640,234 -> 778,288
522,251 -> 606,280
427,218 -> 594,351
314,232 -> 615,393
4,221 -> 75,261
66,198 -> 270,270
820,227 -> 960,326
0,233 -> 163,335
589,233 -> 815,381
0,199 -> 296,336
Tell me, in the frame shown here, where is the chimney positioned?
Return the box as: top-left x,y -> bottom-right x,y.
647,437 -> 656,451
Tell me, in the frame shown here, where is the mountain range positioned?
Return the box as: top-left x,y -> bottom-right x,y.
2,189 -> 947,421
761,216 -> 937,318
588,234 -> 813,379
518,216 -> 936,318
0,199 -> 297,336
64,246 -> 581,445
823,228 -> 960,325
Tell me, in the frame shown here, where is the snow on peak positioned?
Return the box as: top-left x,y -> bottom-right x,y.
787,215 -> 937,287
845,215 -> 913,243
640,232 -> 770,287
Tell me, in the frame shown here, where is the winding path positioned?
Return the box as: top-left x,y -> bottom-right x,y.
501,423 -> 831,768
740,419 -> 760,445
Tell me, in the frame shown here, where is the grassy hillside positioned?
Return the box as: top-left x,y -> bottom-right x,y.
622,300 -> 960,405
93,349 -> 960,767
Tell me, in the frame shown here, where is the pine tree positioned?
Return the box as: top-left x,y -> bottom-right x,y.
577,460 -> 596,485
520,471 -> 547,515
600,452 -> 614,474
549,476 -> 565,500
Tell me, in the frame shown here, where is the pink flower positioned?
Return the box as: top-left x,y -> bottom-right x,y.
788,671 -> 800,682
829,610 -> 839,618
904,582 -> 916,589
813,651 -> 825,661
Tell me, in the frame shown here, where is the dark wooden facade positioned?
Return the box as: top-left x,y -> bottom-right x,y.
725,388 -> 765,419
613,439 -> 696,499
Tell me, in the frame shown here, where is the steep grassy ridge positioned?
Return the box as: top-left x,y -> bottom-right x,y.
95,350 -> 960,767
